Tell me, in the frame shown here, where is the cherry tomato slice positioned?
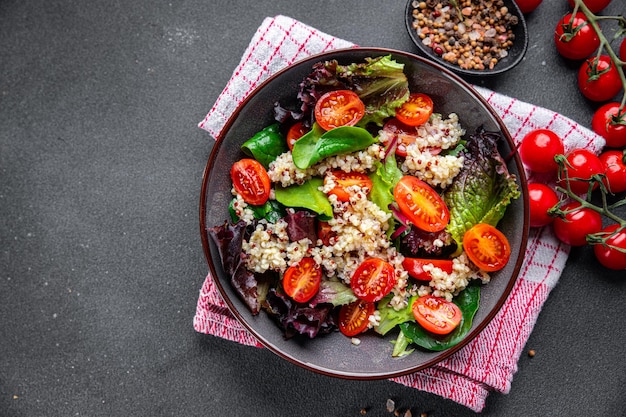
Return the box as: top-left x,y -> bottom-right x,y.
402,258 -> 454,281
282,257 -> 322,303
230,158 -> 271,206
338,299 -> 376,337
393,175 -> 450,232
314,89 -> 365,131
395,93 -> 434,127
286,121 -> 308,150
593,224 -> 626,271
350,258 -> 396,303
462,223 -> 511,272
412,295 -> 462,335
326,170 -> 373,202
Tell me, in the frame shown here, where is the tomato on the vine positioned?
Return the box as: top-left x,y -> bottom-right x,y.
620,38 -> 626,62
395,93 -> 434,127
515,0 -> 543,14
350,258 -> 396,303
314,89 -> 365,131
528,183 -> 560,228
599,150 -> 626,193
338,299 -> 376,337
286,121 -> 308,150
554,12 -> 600,61
402,258 -> 454,281
282,257 -> 322,303
412,295 -> 462,335
567,0 -> 611,13
394,175 -> 450,232
326,170 -> 373,202
230,158 -> 271,206
519,129 -> 565,173
578,55 -> 622,102
591,102 -> 626,148
558,148 -> 604,195
552,201 -> 603,246
462,223 -> 511,272
593,224 -> 626,271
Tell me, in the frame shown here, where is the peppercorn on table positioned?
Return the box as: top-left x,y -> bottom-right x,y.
1,1 -> 625,416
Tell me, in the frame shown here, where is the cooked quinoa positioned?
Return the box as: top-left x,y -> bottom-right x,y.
235,111 -> 489,314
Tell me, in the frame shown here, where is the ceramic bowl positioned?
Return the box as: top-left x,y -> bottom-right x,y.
200,47 -> 529,379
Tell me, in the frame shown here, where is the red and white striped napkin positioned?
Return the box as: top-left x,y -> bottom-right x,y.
195,15 -> 605,412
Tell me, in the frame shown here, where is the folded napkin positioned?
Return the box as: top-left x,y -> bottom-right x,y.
195,15 -> 605,412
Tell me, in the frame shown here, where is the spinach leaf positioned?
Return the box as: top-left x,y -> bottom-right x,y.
291,124 -> 376,169
274,177 -> 333,219
399,284 -> 480,351
241,123 -> 288,168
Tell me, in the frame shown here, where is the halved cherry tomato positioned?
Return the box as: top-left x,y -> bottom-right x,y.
395,93 -> 433,127
314,89 -> 365,131
282,257 -> 322,303
230,158 -> 271,206
393,175 -> 450,232
382,117 -> 419,157
402,258 -> 454,281
338,299 -> 376,337
286,121 -> 308,150
317,220 -> 336,246
350,258 -> 396,303
412,295 -> 462,335
326,170 -> 373,202
462,223 -> 511,272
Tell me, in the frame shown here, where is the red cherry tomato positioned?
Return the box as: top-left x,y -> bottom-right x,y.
395,93 -> 434,127
552,201 -> 603,246
567,0 -> 611,13
578,55 -> 622,102
338,299 -> 376,337
554,12 -> 600,61
412,295 -> 462,335
599,150 -> 626,194
393,176 -> 450,232
519,129 -> 565,173
282,257 -> 322,303
528,183 -> 560,228
593,224 -> 626,271
558,148 -> 604,195
591,102 -> 626,148
230,158 -> 271,206
350,258 -> 396,303
402,258 -> 454,281
620,38 -> 626,62
286,121 -> 308,150
314,89 -> 365,131
462,223 -> 511,272
326,170 -> 373,202
515,0 -> 543,13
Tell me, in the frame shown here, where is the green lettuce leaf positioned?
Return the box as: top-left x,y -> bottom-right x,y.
443,127 -> 521,246
274,177 -> 333,219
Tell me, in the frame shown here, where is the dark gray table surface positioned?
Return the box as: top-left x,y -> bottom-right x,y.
2,1 -> 625,416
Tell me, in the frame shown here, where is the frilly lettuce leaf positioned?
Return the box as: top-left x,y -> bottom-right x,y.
443,127 -> 521,246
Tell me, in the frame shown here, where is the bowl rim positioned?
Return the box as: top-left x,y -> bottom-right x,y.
404,0 -> 529,77
199,47 -> 530,379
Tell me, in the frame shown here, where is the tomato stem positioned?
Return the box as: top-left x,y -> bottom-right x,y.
572,0 -> 626,109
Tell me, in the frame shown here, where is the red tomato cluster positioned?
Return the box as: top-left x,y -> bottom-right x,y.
519,128 -> 626,270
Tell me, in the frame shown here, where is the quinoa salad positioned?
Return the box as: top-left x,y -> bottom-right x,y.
209,55 -> 520,354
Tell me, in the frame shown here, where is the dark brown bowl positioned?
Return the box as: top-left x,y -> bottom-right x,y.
200,47 -> 529,379
405,0 -> 529,77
